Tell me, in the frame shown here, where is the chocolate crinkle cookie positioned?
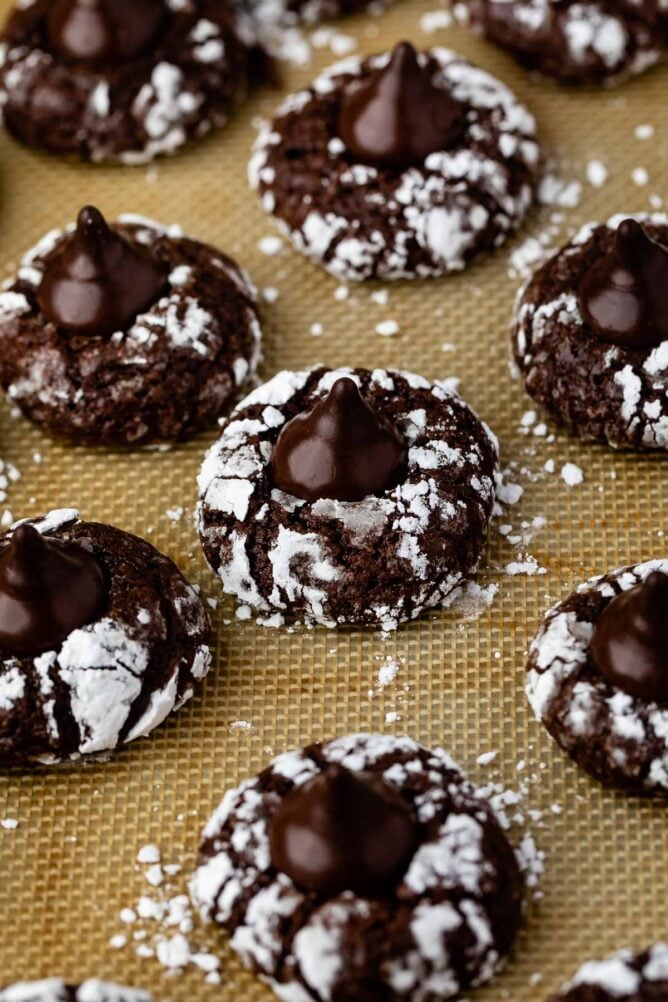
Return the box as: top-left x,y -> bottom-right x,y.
526,558 -> 668,795
191,733 -> 524,1002
197,365 -> 499,630
249,42 -> 541,281
0,209 -> 262,446
0,0 -> 255,163
0,982 -> 152,1002
549,943 -> 668,1000
513,213 -> 668,451
453,0 -> 666,86
0,509 -> 211,764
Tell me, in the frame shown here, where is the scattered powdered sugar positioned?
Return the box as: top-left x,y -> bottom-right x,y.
420,9 -> 454,31
0,456 -> 20,505
586,159 -> 608,187
443,580 -> 499,621
109,844 -> 222,986
0,818 -> 18,830
561,462 -> 584,486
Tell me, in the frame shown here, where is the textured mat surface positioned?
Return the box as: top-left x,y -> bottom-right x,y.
0,1 -> 666,999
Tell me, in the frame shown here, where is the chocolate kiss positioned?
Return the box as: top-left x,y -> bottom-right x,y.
47,0 -> 166,64
590,571 -> 668,704
269,764 -> 418,897
579,218 -> 668,350
271,377 -> 407,503
337,41 -> 464,169
37,206 -> 166,337
0,524 -> 106,657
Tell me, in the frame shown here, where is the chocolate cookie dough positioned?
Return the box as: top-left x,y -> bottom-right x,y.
0,209 -> 262,446
191,733 -> 524,1002
526,558 -> 668,795
0,983 -> 151,1002
549,944 -> 668,1000
453,0 -> 665,86
0,509 -> 211,764
197,365 -> 499,630
512,213 -> 668,451
0,0 -> 254,163
249,42 -> 541,281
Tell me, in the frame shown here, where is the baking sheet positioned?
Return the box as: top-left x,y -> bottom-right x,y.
0,1 -> 666,998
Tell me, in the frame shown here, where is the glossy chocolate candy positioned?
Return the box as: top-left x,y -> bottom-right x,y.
590,570 -> 668,704
0,523 -> 106,656
47,0 -> 166,64
338,41 -> 464,169
268,763 -> 418,897
271,377 -> 407,503
38,206 -> 166,337
579,218 -> 668,350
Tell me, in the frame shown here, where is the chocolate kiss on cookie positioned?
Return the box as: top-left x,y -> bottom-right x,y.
38,206 -> 166,337
268,764 -> 418,896
591,571 -> 668,704
47,0 -> 166,64
579,219 -> 668,350
271,377 -> 407,502
338,41 -> 464,169
0,524 -> 106,656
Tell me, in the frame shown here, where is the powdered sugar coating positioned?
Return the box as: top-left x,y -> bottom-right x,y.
191,733 -> 523,1002
526,559 -> 668,795
235,0 -> 393,27
0,215 -> 261,445
0,511 -> 211,764
512,213 -> 668,451
453,0 -> 664,85
0,1 -> 252,163
551,943 -> 668,1000
0,981 -> 152,1002
249,48 -> 541,281
197,366 -> 499,630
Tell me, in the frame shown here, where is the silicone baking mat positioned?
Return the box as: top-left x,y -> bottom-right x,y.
0,1 -> 666,998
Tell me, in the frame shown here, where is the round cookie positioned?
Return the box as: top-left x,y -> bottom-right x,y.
548,944 -> 668,1000
0,210 -> 262,446
191,733 -> 524,1002
0,509 -> 211,764
512,213 -> 668,451
0,0 -> 253,163
453,0 -> 665,87
249,44 -> 541,281
197,365 -> 499,630
526,558 -> 668,795
0,983 -> 151,1002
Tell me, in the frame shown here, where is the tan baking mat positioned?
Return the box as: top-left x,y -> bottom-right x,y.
0,1 -> 666,998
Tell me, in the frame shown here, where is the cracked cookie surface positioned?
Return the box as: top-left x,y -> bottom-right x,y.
191,733 -> 524,1002
0,215 -> 262,446
512,213 -> 668,451
0,509 -> 211,764
0,0 -> 253,163
526,559 -> 668,795
453,0 -> 666,86
197,365 -> 499,630
249,48 -> 541,281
